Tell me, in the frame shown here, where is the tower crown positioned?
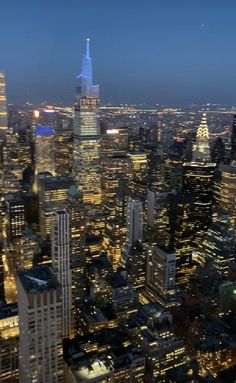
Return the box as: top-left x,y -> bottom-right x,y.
192,112 -> 211,162
75,38 -> 99,98
196,113 -> 209,140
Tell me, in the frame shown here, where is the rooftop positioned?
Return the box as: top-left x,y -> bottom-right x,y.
0,303 -> 18,319
18,266 -> 59,293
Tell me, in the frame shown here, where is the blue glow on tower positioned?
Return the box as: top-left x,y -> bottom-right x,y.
76,38 -> 99,98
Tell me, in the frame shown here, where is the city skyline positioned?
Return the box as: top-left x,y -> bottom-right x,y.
1,0 -> 236,105
2,3 -> 236,382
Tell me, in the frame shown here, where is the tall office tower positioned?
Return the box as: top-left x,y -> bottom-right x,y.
34,125 -> 55,188
54,123 -> 73,176
220,163 -> 236,229
230,115 -> 236,161
2,128 -> 19,166
127,199 -> 143,246
128,152 -> 148,200
4,193 -> 25,242
146,245 -> 176,307
101,154 -> 130,269
128,131 -> 143,152
167,193 -> 195,286
147,145 -> 166,190
102,155 -> 130,219
0,71 -> 8,136
211,137 -> 225,164
1,128 -> 23,193
0,303 -> 19,382
2,127 -> 31,177
126,241 -> 146,289
73,39 -> 101,210
165,159 -> 184,192
15,232 -> 39,271
192,113 -> 211,162
52,211 -> 72,338
17,266 -> 63,383
101,127 -> 129,156
39,175 -> 75,238
147,190 -> 175,246
193,213 -> 235,276
183,161 -> 216,247
66,186 -> 86,299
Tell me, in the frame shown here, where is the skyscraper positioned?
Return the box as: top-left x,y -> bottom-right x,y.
17,266 -> 63,383
73,39 -> 101,209
51,210 -> 72,338
127,199 -> 143,246
220,163 -> 236,229
66,185 -> 86,300
5,193 -> 25,242
230,115 -> 236,162
146,245 -> 176,307
194,213 -> 235,275
192,113 -> 211,163
183,114 -> 216,250
183,162 -> 216,247
38,175 -> 75,238
0,71 -> 8,136
34,125 -> 55,188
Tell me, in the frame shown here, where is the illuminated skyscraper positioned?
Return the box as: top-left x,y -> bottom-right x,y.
0,71 -> 8,136
34,125 -> 55,187
167,193 -> 195,285
52,210 -> 72,338
194,213 -> 235,275
146,245 -> 176,308
183,162 -> 216,247
17,266 -> 63,383
220,163 -> 236,229
4,193 -> 25,242
66,186 -> 86,300
102,155 -> 129,270
73,39 -> 101,209
192,113 -> 211,162
38,175 -> 75,238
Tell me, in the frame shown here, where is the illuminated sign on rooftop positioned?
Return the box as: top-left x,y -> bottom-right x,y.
36,125 -> 54,136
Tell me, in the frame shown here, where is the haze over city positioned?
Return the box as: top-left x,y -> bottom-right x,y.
2,0 -> 236,105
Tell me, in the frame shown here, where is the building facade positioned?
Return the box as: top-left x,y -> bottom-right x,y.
17,266 -> 63,383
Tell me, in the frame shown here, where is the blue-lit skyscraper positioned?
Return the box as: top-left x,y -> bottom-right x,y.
73,39 -> 102,210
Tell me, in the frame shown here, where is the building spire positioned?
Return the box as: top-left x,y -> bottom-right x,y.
192,112 -> 211,163
86,38 -> 90,58
196,113 -> 209,140
75,38 -> 99,98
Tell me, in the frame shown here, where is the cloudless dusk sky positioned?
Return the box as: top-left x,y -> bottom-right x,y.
1,0 -> 236,105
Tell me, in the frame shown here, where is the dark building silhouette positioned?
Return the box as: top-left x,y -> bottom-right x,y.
211,137 -> 225,164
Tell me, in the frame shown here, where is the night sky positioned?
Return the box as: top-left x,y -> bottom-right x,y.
1,0 -> 236,106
